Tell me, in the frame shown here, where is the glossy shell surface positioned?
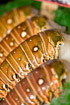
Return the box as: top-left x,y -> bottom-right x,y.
0,60 -> 66,105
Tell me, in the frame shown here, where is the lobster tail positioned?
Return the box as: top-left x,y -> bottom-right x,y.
0,16 -> 48,64
0,6 -> 39,40
0,6 -> 67,105
0,60 -> 66,105
0,30 -> 63,98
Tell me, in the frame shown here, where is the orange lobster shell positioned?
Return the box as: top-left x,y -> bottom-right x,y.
0,6 -> 66,104
0,29 -> 63,99
0,6 -> 39,40
0,60 -> 66,105
0,15 -> 49,64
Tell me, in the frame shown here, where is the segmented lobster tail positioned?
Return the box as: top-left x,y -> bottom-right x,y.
0,15 -> 48,64
0,6 -> 65,104
0,29 -> 63,98
0,6 -> 39,40
0,60 -> 66,105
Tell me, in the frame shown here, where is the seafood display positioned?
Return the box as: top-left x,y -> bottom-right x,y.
0,5 -> 70,105
0,60 -> 66,105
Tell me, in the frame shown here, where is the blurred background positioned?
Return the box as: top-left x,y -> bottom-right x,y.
0,0 -> 13,4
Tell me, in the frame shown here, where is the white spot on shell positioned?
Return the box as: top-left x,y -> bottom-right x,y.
50,82 -> 53,86
35,71 -> 38,74
42,86 -> 46,90
55,75 -> 58,79
30,95 -> 35,99
21,103 -> 25,105
20,72 -> 24,77
38,79 -> 44,85
10,42 -> 14,47
18,58 -> 21,61
21,32 -> 27,38
26,88 -> 30,93
16,98 -> 18,101
54,80 -> 58,84
0,53 -> 3,57
33,46 -> 39,52
7,19 -> 12,24
7,29 -> 11,34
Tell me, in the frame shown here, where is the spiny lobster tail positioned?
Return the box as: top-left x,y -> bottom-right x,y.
0,30 -> 63,98
0,60 -> 66,105
0,16 -> 48,64
0,6 -> 39,40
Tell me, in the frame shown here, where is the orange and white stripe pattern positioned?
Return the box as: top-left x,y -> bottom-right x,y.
0,60 -> 66,105
0,6 -> 39,41
0,16 -> 48,64
0,29 -> 63,99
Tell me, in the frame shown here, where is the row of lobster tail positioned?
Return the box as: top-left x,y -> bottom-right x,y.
0,5 -> 70,105
0,60 -> 66,105
0,29 -> 63,98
